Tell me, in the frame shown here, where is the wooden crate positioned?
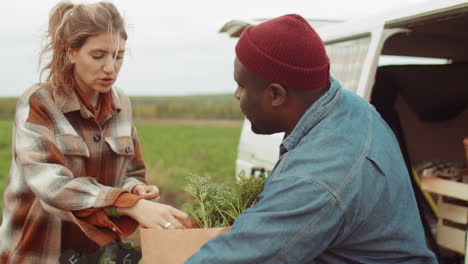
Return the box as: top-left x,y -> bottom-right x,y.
421,138 -> 468,262
422,176 -> 468,257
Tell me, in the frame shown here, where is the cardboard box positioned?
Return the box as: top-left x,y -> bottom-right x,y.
139,226 -> 230,264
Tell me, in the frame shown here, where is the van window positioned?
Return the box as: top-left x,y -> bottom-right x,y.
325,37 -> 371,93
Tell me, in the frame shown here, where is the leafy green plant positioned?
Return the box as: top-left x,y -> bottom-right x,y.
182,173 -> 266,228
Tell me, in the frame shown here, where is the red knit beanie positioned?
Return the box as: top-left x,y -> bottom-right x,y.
235,14 -> 330,90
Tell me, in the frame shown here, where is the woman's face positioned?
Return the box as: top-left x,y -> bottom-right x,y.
68,32 -> 126,100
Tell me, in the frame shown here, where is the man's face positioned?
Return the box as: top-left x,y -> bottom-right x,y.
233,57 -> 276,135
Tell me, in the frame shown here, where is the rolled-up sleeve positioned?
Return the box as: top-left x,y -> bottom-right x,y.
186,175 -> 345,264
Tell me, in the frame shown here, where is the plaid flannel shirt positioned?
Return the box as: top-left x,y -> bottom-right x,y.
0,83 -> 147,263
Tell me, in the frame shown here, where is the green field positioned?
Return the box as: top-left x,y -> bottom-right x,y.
0,121 -> 12,222
0,94 -> 244,120
0,120 -> 241,222
136,122 -> 241,206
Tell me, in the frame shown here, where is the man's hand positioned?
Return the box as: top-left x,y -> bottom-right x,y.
133,184 -> 160,200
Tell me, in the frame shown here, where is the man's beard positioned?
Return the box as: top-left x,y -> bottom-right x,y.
250,123 -> 272,135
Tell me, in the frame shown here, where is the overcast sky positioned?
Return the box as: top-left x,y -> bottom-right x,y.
0,0 -> 430,97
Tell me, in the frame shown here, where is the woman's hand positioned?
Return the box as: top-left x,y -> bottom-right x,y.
133,184 -> 159,200
118,199 -> 192,229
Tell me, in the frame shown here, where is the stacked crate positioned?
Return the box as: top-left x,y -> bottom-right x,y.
422,138 -> 468,263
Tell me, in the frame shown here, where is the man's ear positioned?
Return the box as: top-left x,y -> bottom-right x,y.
67,47 -> 76,64
267,83 -> 287,107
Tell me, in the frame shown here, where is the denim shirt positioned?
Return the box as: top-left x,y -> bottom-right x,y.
186,78 -> 437,264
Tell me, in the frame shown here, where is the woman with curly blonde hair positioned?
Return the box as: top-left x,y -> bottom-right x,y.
0,2 -> 191,263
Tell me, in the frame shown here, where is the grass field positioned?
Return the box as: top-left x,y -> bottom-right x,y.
0,121 -> 12,222
0,94 -> 244,120
0,120 -> 241,222
136,122 -> 241,206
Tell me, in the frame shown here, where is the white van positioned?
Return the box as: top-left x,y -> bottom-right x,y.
221,1 -> 468,262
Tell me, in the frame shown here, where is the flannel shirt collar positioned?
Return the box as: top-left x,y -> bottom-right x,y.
110,87 -> 122,113
53,86 -> 122,118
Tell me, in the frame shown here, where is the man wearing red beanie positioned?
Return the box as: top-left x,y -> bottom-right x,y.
187,14 -> 437,263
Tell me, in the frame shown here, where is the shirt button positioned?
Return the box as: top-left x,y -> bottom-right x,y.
125,146 -> 131,153
112,227 -> 117,232
93,135 -> 101,142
